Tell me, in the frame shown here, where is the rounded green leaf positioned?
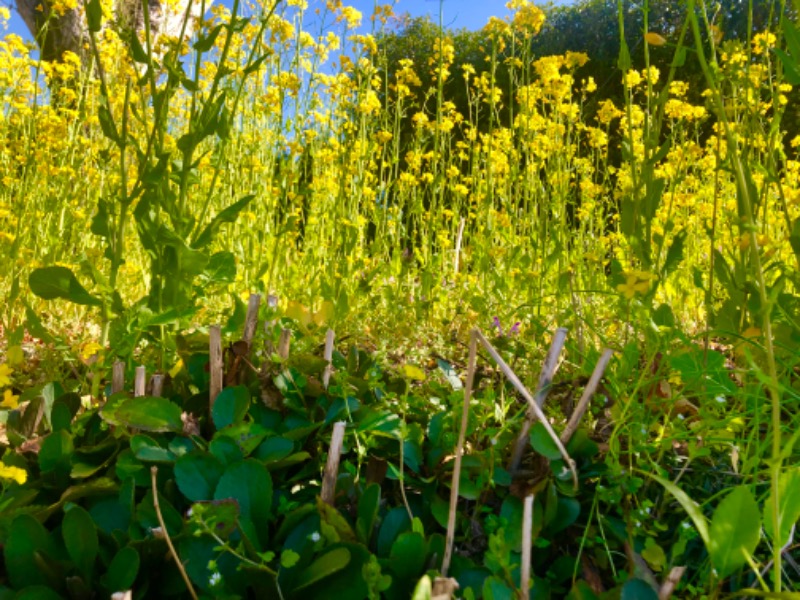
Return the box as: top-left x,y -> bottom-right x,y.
708,485 -> 761,578
175,451 -> 224,502
214,459 -> 273,541
389,531 -> 426,583
62,505 -> 98,578
212,385 -> 250,430
530,422 -> 562,460
102,546 -> 140,592
621,578 -> 658,600
4,514 -> 59,588
114,397 -> 183,432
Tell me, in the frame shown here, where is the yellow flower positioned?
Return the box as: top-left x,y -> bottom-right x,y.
0,464 -> 27,485
0,364 -> 12,387
401,364 -> 426,381
617,271 -> 656,299
1,388 -> 19,410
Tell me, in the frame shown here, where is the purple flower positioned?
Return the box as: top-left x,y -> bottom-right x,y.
491,316 -> 503,335
508,322 -> 521,336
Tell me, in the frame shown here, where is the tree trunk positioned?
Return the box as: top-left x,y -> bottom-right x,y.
15,0 -> 204,62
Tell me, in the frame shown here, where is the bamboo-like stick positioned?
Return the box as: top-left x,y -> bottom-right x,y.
508,328 -> 568,474
658,566 -> 686,600
519,494 -> 535,599
473,329 -> 578,489
454,217 -> 466,276
209,325 -> 223,411
560,348 -> 614,445
134,366 -> 146,397
277,328 -> 291,361
151,374 -> 164,398
321,421 -> 347,505
441,330 -> 478,577
323,328 -> 335,389
112,360 -> 125,395
243,293 -> 261,349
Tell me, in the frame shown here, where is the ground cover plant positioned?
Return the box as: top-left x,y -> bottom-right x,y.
1,0 -> 800,596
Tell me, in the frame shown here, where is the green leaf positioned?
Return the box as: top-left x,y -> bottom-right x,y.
214,459 -> 273,545
281,549 -> 300,569
764,468 -> 800,547
356,483 -> 381,545
640,470 -> 709,545
254,436 -> 294,462
85,0 -> 102,31
102,546 -> 140,592
29,266 -> 102,307
789,218 -> 800,264
175,451 -> 225,502
436,359 -> 463,390
566,580 -> 599,600
131,434 -> 176,462
62,505 -> 98,578
621,578 -> 658,600
708,485 -> 761,578
212,385 -> 250,430
530,422 -> 562,460
662,231 -> 687,276
193,194 -> 255,248
4,514 -> 59,588
201,251 -> 236,286
389,531 -> 426,584
293,547 -> 351,591
110,397 -> 183,432
98,104 -> 119,144
193,24 -> 224,52
412,575 -> 433,600
39,430 -> 74,474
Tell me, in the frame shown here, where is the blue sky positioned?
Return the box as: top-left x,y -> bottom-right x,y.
3,0 -> 571,43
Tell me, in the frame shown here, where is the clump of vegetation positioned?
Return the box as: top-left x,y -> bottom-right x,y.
1,0 -> 799,597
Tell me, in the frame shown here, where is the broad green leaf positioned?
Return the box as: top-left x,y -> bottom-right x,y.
175,451 -> 225,502
201,251 -> 236,286
377,507 -> 411,557
389,531 -> 426,583
102,546 -> 139,591
212,385 -> 250,430
39,430 -> 74,474
29,267 -> 102,307
4,514 -> 59,588
214,459 -> 273,545
764,468 -> 800,547
621,578 -> 658,600
62,505 -> 98,578
293,547 -> 351,591
530,422 -> 562,460
254,436 -> 294,462
131,434 -> 176,462
708,485 -> 761,578
112,397 -> 183,432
